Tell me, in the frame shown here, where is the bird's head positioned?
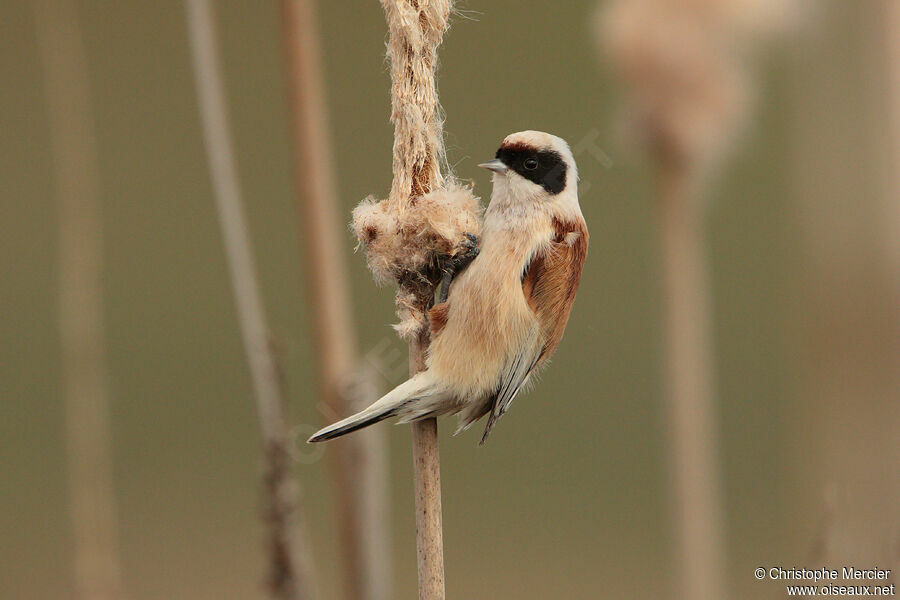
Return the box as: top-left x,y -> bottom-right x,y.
478,131 -> 578,203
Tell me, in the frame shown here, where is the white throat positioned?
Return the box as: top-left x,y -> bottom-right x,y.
485,171 -> 582,232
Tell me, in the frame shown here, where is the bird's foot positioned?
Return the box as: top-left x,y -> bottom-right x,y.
438,233 -> 479,303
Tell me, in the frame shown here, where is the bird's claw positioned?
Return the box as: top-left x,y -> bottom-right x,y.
437,233 -> 480,304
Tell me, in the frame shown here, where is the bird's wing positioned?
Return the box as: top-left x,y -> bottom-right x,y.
521,216 -> 588,364
479,331 -> 541,444
479,216 -> 589,444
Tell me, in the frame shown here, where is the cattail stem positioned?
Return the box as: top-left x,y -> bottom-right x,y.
33,2 -> 125,598
411,418 -> 444,597
656,155 -> 726,600
378,1 -> 453,597
883,0 -> 900,286
184,2 -> 316,598
279,1 -> 391,599
599,2 -> 742,596
409,334 -> 445,600
790,0 -> 900,568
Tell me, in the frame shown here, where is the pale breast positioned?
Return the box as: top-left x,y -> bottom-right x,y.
426,218 -> 551,397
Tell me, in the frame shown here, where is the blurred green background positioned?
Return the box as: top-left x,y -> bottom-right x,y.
2,1 -> 892,599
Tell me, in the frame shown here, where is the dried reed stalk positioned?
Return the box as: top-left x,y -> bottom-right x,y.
279,1 -> 391,599
884,0 -> 900,287
656,154 -> 726,600
184,1 -> 316,598
382,2 -> 450,597
379,2 -> 468,597
790,0 -> 900,572
32,2 -> 126,599
597,1 -> 766,597
408,335 -> 444,600
349,2 -> 477,598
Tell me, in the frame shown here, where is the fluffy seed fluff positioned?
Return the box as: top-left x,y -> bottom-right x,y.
352,182 -> 482,339
350,0 -> 482,340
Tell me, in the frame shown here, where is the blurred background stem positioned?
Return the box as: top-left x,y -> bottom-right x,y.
279,1 -> 391,599
656,154 -> 726,600
32,1 -> 125,599
184,1 -> 317,598
790,0 -> 900,569
883,0 -> 900,289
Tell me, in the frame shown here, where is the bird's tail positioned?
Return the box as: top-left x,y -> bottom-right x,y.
308,373 -> 439,443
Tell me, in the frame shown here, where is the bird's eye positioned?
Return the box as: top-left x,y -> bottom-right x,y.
523,158 -> 539,170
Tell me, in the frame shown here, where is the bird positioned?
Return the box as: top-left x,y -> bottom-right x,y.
309,131 -> 588,444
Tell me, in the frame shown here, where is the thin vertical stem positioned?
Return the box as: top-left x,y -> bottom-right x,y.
657,157 -> 726,600
378,1 -> 451,598
32,2 -> 125,599
184,2 -> 316,598
883,0 -> 900,287
409,334 -> 444,600
789,0 -> 900,568
279,1 -> 391,599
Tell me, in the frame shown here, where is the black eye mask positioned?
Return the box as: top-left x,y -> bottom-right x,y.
495,145 -> 567,195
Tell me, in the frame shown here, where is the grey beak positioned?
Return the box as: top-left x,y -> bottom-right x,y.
478,158 -> 508,174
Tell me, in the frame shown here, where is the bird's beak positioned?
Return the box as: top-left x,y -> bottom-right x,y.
477,158 -> 508,174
